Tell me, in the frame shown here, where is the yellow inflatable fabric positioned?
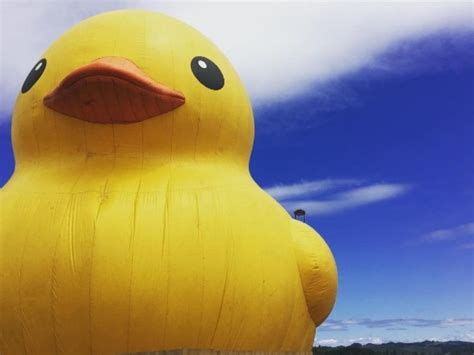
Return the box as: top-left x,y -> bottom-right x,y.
0,10 -> 337,354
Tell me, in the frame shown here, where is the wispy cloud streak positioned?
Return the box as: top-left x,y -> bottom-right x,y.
265,181 -> 410,216
264,179 -> 360,201
423,223 -> 474,242
408,222 -> 474,248
320,318 -> 474,332
459,242 -> 474,250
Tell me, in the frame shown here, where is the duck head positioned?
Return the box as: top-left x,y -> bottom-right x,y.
13,10 -> 254,170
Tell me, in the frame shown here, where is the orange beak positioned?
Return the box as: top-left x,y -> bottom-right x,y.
43,57 -> 185,124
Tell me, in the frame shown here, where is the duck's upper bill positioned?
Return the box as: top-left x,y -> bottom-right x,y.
43,57 -> 185,124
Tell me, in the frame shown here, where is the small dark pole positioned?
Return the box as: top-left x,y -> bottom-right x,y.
293,209 -> 306,223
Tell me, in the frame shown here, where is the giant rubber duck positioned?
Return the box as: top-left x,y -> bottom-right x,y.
0,10 -> 337,354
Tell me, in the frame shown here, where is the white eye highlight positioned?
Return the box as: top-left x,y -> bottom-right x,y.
198,60 -> 207,69
34,61 -> 44,71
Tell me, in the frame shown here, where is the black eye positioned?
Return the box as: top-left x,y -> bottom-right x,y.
21,58 -> 47,93
191,56 -> 224,90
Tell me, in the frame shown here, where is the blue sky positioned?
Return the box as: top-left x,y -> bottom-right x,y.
253,33 -> 474,344
1,1 -> 473,346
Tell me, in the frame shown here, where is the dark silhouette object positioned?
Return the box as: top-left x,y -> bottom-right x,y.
293,209 -> 306,222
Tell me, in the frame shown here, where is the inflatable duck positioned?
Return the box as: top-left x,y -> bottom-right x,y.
0,10 -> 337,354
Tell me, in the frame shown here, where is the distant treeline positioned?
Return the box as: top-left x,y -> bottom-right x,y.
313,341 -> 474,355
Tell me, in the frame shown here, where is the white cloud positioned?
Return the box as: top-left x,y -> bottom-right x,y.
315,335 -> 384,347
321,317 -> 474,331
348,337 -> 383,345
427,333 -> 474,342
316,338 -> 339,346
316,318 -> 474,346
264,179 -> 360,201
423,223 -> 474,242
459,242 -> 474,250
338,184 -> 408,204
1,1 -> 473,119
316,332 -> 474,347
441,319 -> 474,327
279,183 -> 410,216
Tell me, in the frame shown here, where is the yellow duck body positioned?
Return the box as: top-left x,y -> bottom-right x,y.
0,10 -> 337,354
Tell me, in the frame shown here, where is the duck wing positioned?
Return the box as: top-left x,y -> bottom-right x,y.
291,219 -> 338,326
